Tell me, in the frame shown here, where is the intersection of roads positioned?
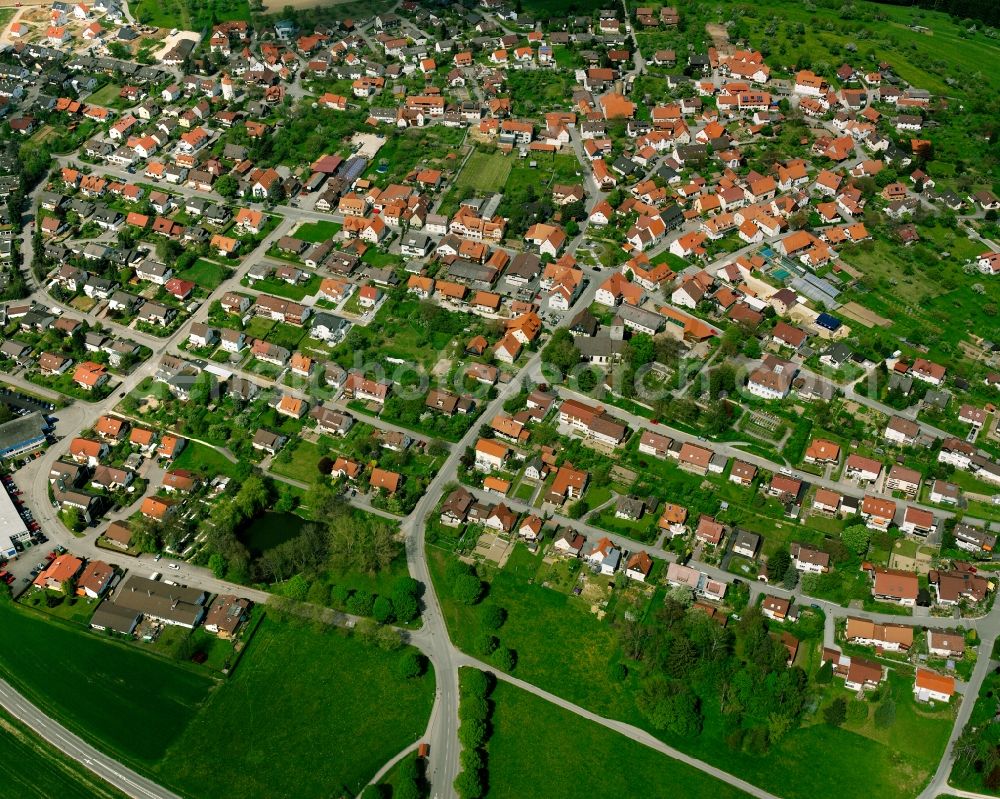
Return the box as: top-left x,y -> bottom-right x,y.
2,7 -> 999,795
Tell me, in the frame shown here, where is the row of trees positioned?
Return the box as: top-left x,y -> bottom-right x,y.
454,669 -> 495,799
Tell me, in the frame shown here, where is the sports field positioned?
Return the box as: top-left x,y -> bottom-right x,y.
454,151 -> 514,193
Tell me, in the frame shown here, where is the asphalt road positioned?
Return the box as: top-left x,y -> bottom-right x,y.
0,679 -> 182,799
5,36 -> 1000,799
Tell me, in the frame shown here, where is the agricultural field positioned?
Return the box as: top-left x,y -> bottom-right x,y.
0,602 -> 215,767
157,618 -> 435,799
0,710 -> 127,799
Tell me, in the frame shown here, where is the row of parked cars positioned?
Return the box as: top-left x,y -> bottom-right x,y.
2,474 -> 44,541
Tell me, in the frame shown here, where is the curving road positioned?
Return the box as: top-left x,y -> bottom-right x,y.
0,679 -> 182,799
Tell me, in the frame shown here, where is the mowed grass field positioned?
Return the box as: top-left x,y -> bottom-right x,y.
454,151 -> 514,193
0,709 -> 127,799
294,220 -> 342,243
177,259 -> 228,290
485,681 -> 753,799
170,441 -> 242,479
0,602 -> 215,766
157,619 -> 435,799
85,84 -> 123,106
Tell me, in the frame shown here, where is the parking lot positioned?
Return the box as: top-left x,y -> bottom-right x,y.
0,473 -> 50,597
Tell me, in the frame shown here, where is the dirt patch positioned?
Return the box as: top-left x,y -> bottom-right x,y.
839,301 -> 892,328
706,23 -> 732,54
475,531 -> 514,566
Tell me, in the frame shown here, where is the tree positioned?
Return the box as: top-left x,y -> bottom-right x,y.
454,769 -> 483,799
781,567 -> 799,590
463,668 -> 491,699
874,698 -> 896,728
494,646 -> 516,671
841,524 -> 871,556
459,718 -> 487,750
542,328 -> 581,377
768,549 -> 791,581
283,574 -> 310,601
475,631 -> 498,656
640,678 -> 702,736
317,456 -> 334,475
215,173 -> 239,198
392,591 -> 420,623
373,596 -> 395,624
397,651 -> 424,679
327,509 -> 401,576
348,590 -> 375,616
453,573 -> 484,605
460,695 -> 489,723
208,553 -> 226,579
824,697 -> 847,726
482,605 -> 506,630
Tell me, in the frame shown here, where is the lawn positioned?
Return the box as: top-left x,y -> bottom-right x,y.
0,602 -> 215,767
170,440 -> 242,479
270,438 -> 323,484
454,151 -> 514,194
264,321 -> 307,351
244,316 -> 275,340
294,220 -> 342,243
0,709 -> 127,799
177,259 -> 228,291
246,274 -> 321,302
86,83 -> 123,106
484,681 -> 753,799
428,547 -> 633,712
157,618 -> 435,799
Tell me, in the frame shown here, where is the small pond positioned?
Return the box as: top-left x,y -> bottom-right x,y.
239,512 -> 306,556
